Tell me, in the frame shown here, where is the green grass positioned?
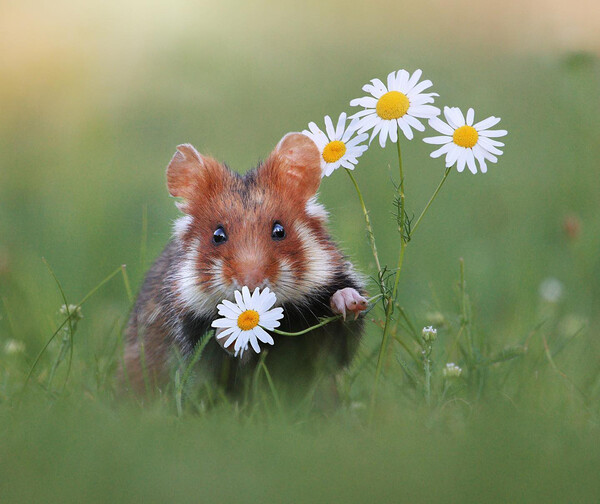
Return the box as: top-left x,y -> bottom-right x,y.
1,2 -> 600,501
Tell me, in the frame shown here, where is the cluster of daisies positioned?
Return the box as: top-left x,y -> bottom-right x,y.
303,68 -> 507,176
211,68 -> 508,358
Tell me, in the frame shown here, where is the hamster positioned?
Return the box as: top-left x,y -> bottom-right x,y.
122,133 -> 368,397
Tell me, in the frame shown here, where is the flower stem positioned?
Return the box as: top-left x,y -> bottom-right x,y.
411,166 -> 452,237
272,294 -> 383,337
271,316 -> 340,337
423,347 -> 432,406
345,169 -> 383,277
370,129 -> 407,416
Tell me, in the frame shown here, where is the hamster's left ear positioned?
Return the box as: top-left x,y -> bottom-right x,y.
263,132 -> 322,201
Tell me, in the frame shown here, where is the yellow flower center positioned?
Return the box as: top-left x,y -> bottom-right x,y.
237,310 -> 260,331
322,140 -> 347,164
453,125 -> 479,148
376,91 -> 410,120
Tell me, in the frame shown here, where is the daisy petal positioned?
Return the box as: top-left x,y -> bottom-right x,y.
405,69 -> 423,93
223,328 -> 242,349
456,149 -> 468,172
466,108 -> 475,126
444,107 -> 461,129
217,305 -> 240,319
396,69 -> 410,90
241,286 -> 252,308
423,135 -> 452,145
451,107 -> 466,127
445,145 -> 461,167
474,116 -> 501,130
479,129 -> 507,138
249,333 -> 261,353
369,121 -> 384,144
430,143 -> 453,158
406,79 -> 433,97
361,84 -> 385,98
349,108 -> 374,119
466,151 -> 478,174
254,326 -> 274,345
388,121 -> 398,143
478,137 -> 503,155
211,318 -> 236,328
387,70 -> 396,90
221,299 -> 242,315
234,290 -> 245,310
483,138 -> 505,148
378,122 -> 389,148
409,104 -> 440,119
335,113 -> 347,139
346,133 -> 369,147
472,144 -> 488,173
367,78 -> 386,94
397,118 -> 414,140
428,117 -> 454,135
356,114 -> 379,134
404,114 -> 425,132
324,115 -> 335,140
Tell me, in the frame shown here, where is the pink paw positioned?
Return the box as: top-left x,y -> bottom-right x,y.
330,288 -> 368,320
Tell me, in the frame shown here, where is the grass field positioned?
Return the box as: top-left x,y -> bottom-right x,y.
1,1 -> 600,502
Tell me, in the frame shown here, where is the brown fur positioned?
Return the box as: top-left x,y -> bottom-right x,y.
121,133 -> 365,397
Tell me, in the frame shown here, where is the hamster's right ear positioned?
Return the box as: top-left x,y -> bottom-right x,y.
166,144 -> 226,211
264,133 -> 322,202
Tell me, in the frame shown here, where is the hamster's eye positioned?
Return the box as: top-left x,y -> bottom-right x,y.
271,222 -> 285,241
212,226 -> 228,245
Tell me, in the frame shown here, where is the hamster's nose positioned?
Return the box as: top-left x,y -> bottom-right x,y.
236,257 -> 268,290
241,270 -> 267,291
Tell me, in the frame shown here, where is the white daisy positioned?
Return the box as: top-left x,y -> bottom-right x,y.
211,286 -> 284,358
349,69 -> 440,147
303,113 -> 369,177
423,106 -> 507,174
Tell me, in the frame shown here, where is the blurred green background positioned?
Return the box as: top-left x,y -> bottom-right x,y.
1,0 -> 599,502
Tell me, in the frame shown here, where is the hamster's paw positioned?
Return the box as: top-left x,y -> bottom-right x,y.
330,288 -> 368,320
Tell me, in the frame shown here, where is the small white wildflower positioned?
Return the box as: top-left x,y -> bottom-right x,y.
4,339 -> 25,355
539,278 -> 564,303
422,325 -> 437,342
350,401 -> 367,411
59,304 -> 83,321
443,362 -> 462,378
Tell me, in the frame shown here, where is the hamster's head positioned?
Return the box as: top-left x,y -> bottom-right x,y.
168,133 -> 342,318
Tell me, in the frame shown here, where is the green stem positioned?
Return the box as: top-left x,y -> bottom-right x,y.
411,166 -> 452,237
371,129 -> 407,416
271,316 -> 340,337
271,294 -> 383,337
345,169 -> 383,278
424,350 -> 432,406
47,329 -> 72,391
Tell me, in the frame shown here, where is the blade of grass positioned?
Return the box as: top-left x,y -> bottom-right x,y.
41,258 -> 75,393
121,265 -> 134,304
22,264 -> 123,395
260,361 -> 285,420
